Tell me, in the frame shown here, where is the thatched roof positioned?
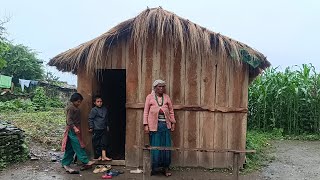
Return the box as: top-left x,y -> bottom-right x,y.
48,7 -> 270,78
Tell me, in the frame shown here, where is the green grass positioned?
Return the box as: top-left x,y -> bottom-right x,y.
243,130 -> 281,173
0,108 -> 65,149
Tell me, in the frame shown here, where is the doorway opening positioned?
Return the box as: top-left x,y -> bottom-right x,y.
97,69 -> 126,160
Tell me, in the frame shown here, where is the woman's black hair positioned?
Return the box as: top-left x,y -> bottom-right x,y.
70,93 -> 84,102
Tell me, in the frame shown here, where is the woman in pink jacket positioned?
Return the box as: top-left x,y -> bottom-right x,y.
143,79 -> 176,177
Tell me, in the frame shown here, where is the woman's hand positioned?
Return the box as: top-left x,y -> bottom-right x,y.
171,123 -> 175,132
144,125 -> 149,134
74,127 -> 80,134
88,129 -> 93,133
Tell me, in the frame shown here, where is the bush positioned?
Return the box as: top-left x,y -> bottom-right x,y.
0,87 -> 65,112
244,130 -> 275,172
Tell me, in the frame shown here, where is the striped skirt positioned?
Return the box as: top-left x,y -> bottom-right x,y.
149,121 -> 172,170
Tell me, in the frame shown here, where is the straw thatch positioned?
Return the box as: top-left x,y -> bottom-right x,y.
48,7 -> 270,78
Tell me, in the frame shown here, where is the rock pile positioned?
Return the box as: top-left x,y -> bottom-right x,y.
0,120 -> 28,168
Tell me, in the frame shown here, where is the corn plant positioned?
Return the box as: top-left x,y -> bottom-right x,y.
248,64 -> 320,135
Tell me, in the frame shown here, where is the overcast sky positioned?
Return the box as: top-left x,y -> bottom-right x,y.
1,0 -> 319,85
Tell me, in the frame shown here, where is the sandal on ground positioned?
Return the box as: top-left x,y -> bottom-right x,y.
99,165 -> 112,173
80,164 -> 92,171
163,168 -> 172,177
101,174 -> 112,179
93,165 -> 103,173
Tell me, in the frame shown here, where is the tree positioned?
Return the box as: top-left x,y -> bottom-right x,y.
0,18 -> 9,70
1,44 -> 44,80
0,41 -> 8,70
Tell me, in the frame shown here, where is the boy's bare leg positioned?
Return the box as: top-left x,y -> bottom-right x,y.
101,150 -> 112,161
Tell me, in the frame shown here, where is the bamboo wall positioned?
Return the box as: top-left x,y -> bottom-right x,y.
77,37 -> 249,168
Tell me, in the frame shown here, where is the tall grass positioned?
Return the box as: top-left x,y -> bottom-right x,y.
248,64 -> 320,135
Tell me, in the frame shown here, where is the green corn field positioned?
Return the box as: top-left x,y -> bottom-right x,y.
248,64 -> 320,135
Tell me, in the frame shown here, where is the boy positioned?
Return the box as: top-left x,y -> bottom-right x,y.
88,95 -> 112,161
61,93 -> 94,174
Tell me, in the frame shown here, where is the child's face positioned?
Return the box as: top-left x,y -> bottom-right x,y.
73,100 -> 82,107
94,98 -> 103,107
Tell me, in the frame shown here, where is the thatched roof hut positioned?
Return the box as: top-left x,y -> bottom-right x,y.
49,7 -> 270,168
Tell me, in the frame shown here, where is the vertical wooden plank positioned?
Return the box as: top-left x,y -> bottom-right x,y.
77,67 -> 94,156
184,50 -> 201,166
213,112 -> 228,167
226,113 -> 235,168
170,43 -> 184,105
117,42 -> 125,69
169,44 -> 185,166
152,37 -> 160,81
199,112 -> 215,168
159,40 -> 170,85
141,35 -> 155,99
110,42 -> 123,69
125,40 -> 139,167
199,53 -> 216,168
213,55 -> 229,168
121,40 -> 128,69
215,56 -> 228,107
136,42 -> 144,166
225,59 -> 235,168
171,110 -> 184,166
240,64 -> 249,165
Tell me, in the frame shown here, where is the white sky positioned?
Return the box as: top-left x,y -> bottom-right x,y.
1,0 -> 319,85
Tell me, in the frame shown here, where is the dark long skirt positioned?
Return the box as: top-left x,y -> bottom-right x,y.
92,129 -> 109,159
149,121 -> 172,171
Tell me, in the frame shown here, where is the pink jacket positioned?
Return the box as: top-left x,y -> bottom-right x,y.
143,93 -> 176,131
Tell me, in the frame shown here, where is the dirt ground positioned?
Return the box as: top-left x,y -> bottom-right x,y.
1,140 -> 319,180
261,140 -> 320,180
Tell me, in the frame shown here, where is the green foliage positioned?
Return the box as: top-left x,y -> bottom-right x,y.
244,130 -> 278,172
32,87 -> 49,110
0,87 -> 64,112
0,109 -> 65,149
248,64 -> 320,135
32,87 -> 64,110
0,43 -> 43,80
0,99 -> 35,112
0,40 -> 9,69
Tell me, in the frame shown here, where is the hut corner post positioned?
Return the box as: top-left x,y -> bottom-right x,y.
77,67 -> 95,157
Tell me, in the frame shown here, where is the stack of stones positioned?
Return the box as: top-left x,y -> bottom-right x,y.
0,120 -> 28,168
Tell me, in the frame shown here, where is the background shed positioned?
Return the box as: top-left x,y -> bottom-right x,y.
49,7 -> 270,168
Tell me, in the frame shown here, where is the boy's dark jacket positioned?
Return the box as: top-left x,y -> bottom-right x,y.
88,106 -> 108,130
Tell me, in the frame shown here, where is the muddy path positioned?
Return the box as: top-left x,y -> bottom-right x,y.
1,140 -> 319,180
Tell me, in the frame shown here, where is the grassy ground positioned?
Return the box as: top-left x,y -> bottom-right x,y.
0,108 -> 65,150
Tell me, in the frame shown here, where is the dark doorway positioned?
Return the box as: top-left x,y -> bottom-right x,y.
97,69 -> 126,160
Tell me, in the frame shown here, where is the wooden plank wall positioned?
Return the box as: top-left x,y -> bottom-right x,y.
83,37 -> 249,168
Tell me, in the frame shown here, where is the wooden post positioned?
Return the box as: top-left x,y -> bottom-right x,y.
143,149 -> 151,180
232,152 -> 240,180
143,132 -> 151,179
